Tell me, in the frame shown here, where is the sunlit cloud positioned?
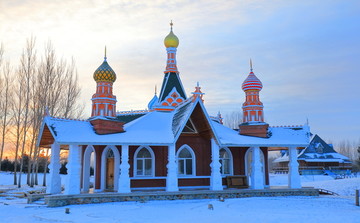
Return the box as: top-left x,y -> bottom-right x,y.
1,0 -> 359,143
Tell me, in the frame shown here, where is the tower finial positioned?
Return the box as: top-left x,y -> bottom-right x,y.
104,46 -> 107,61
250,58 -> 253,72
155,85 -> 157,95
170,20 -> 173,31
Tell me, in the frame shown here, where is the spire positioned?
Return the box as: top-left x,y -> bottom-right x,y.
148,86 -> 159,110
250,58 -> 253,72
155,22 -> 186,111
104,46 -> 107,61
155,85 -> 157,96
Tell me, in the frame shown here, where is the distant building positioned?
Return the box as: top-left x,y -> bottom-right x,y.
37,22 -> 310,195
274,135 -> 352,174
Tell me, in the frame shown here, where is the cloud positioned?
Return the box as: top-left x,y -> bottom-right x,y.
1,0 -> 360,143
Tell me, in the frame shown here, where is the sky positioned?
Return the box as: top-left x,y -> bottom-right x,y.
1,0 -> 359,144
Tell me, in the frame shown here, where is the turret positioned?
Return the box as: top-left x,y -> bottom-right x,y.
239,60 -> 268,138
91,47 -> 117,117
155,21 -> 187,111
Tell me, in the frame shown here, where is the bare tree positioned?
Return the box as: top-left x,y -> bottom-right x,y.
223,111 -> 242,129
11,65 -> 25,185
61,58 -> 82,119
32,41 -> 83,186
0,61 -> 14,171
17,37 -> 36,187
336,139 -> 358,161
1,38 -> 83,186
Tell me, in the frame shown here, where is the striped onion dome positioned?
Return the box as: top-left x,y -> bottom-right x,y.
93,58 -> 117,83
241,71 -> 263,91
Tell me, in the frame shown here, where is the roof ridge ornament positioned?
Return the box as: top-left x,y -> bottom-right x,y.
192,81 -> 205,102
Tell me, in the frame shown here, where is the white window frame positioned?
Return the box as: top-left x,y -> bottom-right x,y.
219,147 -> 233,176
133,146 -> 155,177
176,145 -> 196,177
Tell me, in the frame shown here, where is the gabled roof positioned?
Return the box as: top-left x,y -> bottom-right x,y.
297,134 -> 351,163
172,97 -> 219,143
299,134 -> 336,155
273,134 -> 351,163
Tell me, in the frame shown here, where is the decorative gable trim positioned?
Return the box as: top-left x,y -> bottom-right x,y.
172,97 -> 221,145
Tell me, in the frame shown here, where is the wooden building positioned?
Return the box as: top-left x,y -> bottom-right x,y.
37,23 -> 310,195
274,134 -> 352,174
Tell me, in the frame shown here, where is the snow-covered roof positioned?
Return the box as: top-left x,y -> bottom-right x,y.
41,111 -> 174,145
273,134 -> 351,163
274,152 -> 352,163
38,99 -> 310,148
213,121 -> 310,147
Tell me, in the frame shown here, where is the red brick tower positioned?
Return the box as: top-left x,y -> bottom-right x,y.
241,59 -> 264,123
91,48 -> 117,117
239,60 -> 268,138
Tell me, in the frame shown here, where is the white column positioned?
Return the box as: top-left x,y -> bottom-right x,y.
251,147 -> 264,189
46,142 -> 62,194
118,145 -> 131,193
166,144 -> 178,191
288,147 -> 301,188
210,138 -> 223,190
64,144 -> 82,195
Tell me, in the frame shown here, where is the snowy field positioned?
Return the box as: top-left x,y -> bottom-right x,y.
1,172 -> 360,223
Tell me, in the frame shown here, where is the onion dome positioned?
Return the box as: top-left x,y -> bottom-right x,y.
164,21 -> 179,48
148,86 -> 159,109
93,48 -> 116,83
242,59 -> 263,91
148,94 -> 158,110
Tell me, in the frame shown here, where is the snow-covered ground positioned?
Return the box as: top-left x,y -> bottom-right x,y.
1,172 -> 360,223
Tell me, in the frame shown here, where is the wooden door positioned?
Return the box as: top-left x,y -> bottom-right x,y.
106,157 -> 114,190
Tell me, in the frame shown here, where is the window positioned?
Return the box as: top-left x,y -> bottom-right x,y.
107,149 -> 114,158
316,143 -> 324,154
134,147 -> 154,177
219,148 -> 232,175
177,146 -> 195,176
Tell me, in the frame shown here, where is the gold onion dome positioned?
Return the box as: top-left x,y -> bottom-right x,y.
164,21 -> 179,48
93,49 -> 116,83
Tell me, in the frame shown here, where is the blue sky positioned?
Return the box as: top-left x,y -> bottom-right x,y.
1,0 -> 359,143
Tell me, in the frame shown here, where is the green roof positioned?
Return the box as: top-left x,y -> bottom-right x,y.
116,114 -> 145,123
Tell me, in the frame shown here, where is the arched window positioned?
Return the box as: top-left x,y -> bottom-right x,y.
107,149 -> 114,158
219,148 -> 232,175
177,146 -> 195,176
134,147 -> 154,177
